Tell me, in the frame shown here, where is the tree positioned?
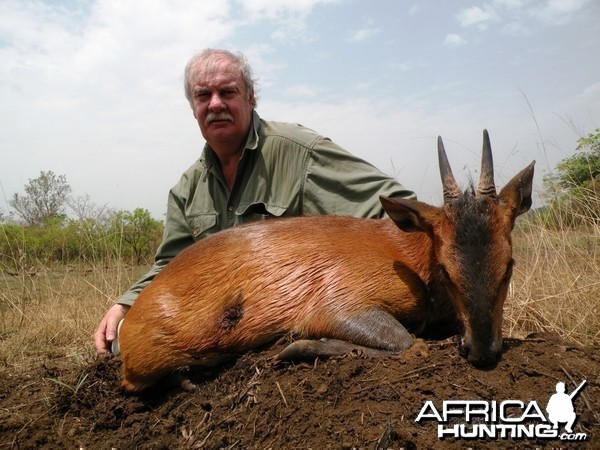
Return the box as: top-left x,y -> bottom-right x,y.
112,208 -> 163,264
65,195 -> 117,263
550,129 -> 600,192
10,171 -> 72,226
542,129 -> 600,226
68,194 -> 115,233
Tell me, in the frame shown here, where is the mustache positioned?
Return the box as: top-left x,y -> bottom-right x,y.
205,112 -> 234,125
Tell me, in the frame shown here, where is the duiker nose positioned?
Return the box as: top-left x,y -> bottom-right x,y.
460,339 -> 501,368
469,350 -> 501,368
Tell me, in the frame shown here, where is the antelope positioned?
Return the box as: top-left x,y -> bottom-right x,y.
119,130 -> 535,392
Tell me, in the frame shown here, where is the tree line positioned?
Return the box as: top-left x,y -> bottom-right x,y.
1,172 -> 163,269
538,129 -> 599,227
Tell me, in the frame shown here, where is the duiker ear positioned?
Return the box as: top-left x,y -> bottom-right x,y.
380,196 -> 442,233
498,161 -> 535,226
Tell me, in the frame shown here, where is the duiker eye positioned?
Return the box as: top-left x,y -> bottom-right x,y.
438,264 -> 450,280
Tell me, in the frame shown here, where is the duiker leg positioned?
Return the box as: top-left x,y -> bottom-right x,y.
277,307 -> 413,360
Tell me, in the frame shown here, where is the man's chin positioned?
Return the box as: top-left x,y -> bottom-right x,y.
205,121 -> 234,133
203,126 -> 245,145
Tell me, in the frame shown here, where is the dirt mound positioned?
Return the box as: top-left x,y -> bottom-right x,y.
1,333 -> 598,449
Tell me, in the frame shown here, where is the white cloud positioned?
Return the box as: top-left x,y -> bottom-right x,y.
388,59 -> 429,72
565,81 -> 600,127
451,1 -> 593,39
243,43 -> 285,90
579,81 -> 600,98
1,1 -> 235,96
238,0 -> 337,19
354,81 -> 372,91
443,33 -> 467,47
238,0 -> 341,42
456,6 -> 495,29
493,0 -> 525,9
408,4 -> 420,16
285,83 -> 321,98
501,19 -> 532,36
348,26 -> 380,43
528,0 -> 592,25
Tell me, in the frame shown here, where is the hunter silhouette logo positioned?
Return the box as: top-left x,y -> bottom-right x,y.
415,379 -> 589,442
546,380 -> 587,433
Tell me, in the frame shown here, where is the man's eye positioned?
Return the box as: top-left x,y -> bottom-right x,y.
221,89 -> 237,97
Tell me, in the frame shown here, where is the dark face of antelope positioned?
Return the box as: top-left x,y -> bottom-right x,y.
381,130 -> 535,368
436,131 -> 534,367
438,189 -> 513,366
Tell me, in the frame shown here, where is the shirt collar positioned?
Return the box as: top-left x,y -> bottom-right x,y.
244,110 -> 261,151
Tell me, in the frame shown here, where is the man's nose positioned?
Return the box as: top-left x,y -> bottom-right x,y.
208,93 -> 226,111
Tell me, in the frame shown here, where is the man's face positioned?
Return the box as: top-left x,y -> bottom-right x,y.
188,57 -> 254,150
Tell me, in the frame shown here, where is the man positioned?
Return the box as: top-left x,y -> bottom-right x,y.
546,382 -> 577,433
94,48 -> 415,354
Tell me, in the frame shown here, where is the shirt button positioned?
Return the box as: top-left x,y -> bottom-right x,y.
228,206 -> 234,212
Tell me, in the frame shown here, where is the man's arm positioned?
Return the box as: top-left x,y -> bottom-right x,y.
302,137 -> 416,218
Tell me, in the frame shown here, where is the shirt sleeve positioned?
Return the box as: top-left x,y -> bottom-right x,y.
115,184 -> 196,306
302,137 -> 416,218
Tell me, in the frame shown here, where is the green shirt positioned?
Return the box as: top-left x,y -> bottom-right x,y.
117,111 -> 416,305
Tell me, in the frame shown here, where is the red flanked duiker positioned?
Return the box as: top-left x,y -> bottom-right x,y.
119,130 -> 534,392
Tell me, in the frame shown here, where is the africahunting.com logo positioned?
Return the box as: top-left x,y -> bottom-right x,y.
415,379 -> 588,442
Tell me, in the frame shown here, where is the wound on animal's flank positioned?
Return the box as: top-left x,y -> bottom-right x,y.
219,291 -> 244,330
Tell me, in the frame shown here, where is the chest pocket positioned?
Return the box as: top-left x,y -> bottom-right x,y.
236,202 -> 287,223
187,213 -> 218,241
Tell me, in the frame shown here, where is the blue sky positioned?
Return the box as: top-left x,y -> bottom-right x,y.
1,0 -> 599,219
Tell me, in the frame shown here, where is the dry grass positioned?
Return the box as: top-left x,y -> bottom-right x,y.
1,207 -> 598,372
505,216 -> 599,345
0,264 -> 148,369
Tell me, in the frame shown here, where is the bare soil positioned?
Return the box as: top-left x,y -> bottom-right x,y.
1,332 -> 598,449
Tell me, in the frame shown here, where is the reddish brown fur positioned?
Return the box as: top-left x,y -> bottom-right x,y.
119,133 -> 535,392
120,216 -> 444,391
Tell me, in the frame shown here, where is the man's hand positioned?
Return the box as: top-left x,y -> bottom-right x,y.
94,303 -> 130,354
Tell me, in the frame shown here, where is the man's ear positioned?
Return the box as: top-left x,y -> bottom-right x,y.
498,161 -> 535,228
379,196 -> 442,234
